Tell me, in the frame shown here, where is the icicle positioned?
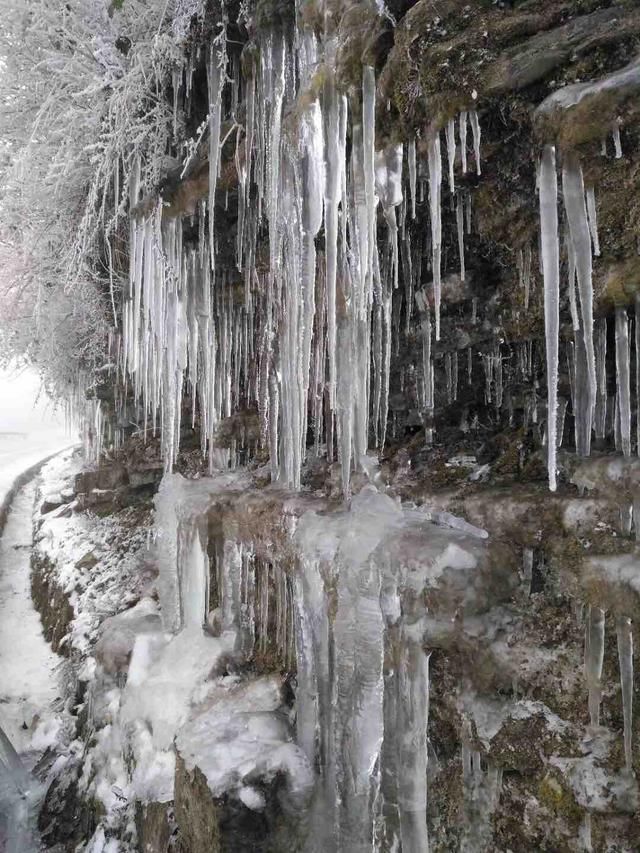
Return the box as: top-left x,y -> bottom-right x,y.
362,65 -> 377,296
465,191 -> 472,234
523,243 -> 532,312
563,155 -> 596,452
539,145 -> 560,491
452,351 -> 458,402
469,109 -> 481,176
522,547 -> 533,593
615,307 -> 631,456
585,186 -> 600,257
427,133 -> 442,340
637,295 -> 640,455
408,138 -> 417,220
584,605 -> 605,727
456,194 -> 465,282
207,39 -> 225,269
613,125 -> 623,159
459,110 -> 468,174
580,813 -> 593,852
556,396 -> 568,447
446,353 -> 453,405
616,616 -> 634,771
397,643 -> 430,852
566,232 -> 580,332
593,319 -> 607,443
324,74 -> 343,413
445,118 -> 456,193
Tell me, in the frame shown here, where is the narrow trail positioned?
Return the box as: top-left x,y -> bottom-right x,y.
0,480 -> 63,762
0,476 -> 66,851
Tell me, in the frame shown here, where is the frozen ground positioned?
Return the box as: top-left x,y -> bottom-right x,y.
0,480 -> 64,760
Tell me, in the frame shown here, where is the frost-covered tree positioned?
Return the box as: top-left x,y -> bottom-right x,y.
0,0 -> 204,398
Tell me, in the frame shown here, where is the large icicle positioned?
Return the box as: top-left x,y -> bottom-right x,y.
324,70 -> 344,410
459,110 -> 468,174
362,65 -> 377,299
456,194 -> 465,282
469,109 -> 481,176
445,118 -> 456,193
584,605 -> 605,727
207,38 -> 226,269
397,640 -> 430,852
408,138 -> 417,220
616,616 -> 634,771
615,307 -> 632,456
636,294 -> 640,455
427,133 -> 443,340
595,319 -> 608,440
539,145 -> 560,491
563,156 -> 596,453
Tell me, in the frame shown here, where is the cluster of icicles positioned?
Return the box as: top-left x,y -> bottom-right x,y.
115,18 -> 485,496
583,604 -> 634,773
114,14 -> 634,498
525,545 -> 635,774
538,142 -> 639,492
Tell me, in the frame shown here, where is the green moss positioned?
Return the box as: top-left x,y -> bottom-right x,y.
538,773 -> 582,826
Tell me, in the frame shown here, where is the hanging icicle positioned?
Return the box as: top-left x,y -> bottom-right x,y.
539,145 -> 560,491
427,132 -> 443,341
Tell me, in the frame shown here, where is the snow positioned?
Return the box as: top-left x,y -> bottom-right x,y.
121,627 -> 230,751
536,54 -> 640,119
176,674 -> 313,809
0,481 -> 64,758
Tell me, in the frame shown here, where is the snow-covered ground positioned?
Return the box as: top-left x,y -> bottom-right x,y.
0,480 -> 64,760
0,434 -> 72,509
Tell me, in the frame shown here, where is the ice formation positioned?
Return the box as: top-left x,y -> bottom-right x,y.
539,145 -> 560,491
615,617 -> 634,771
615,307 -> 631,457
584,605 -> 605,727
562,156 -> 596,456
427,133 -> 443,341
146,474 -> 488,850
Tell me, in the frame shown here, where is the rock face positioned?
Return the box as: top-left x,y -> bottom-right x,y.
21,0 -> 640,850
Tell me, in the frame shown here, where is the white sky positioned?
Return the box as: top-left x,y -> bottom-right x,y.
0,364 -> 67,438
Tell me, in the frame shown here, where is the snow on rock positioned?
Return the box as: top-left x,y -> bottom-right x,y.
121,627 -> 230,751
33,460 -> 153,658
176,674 -> 313,810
